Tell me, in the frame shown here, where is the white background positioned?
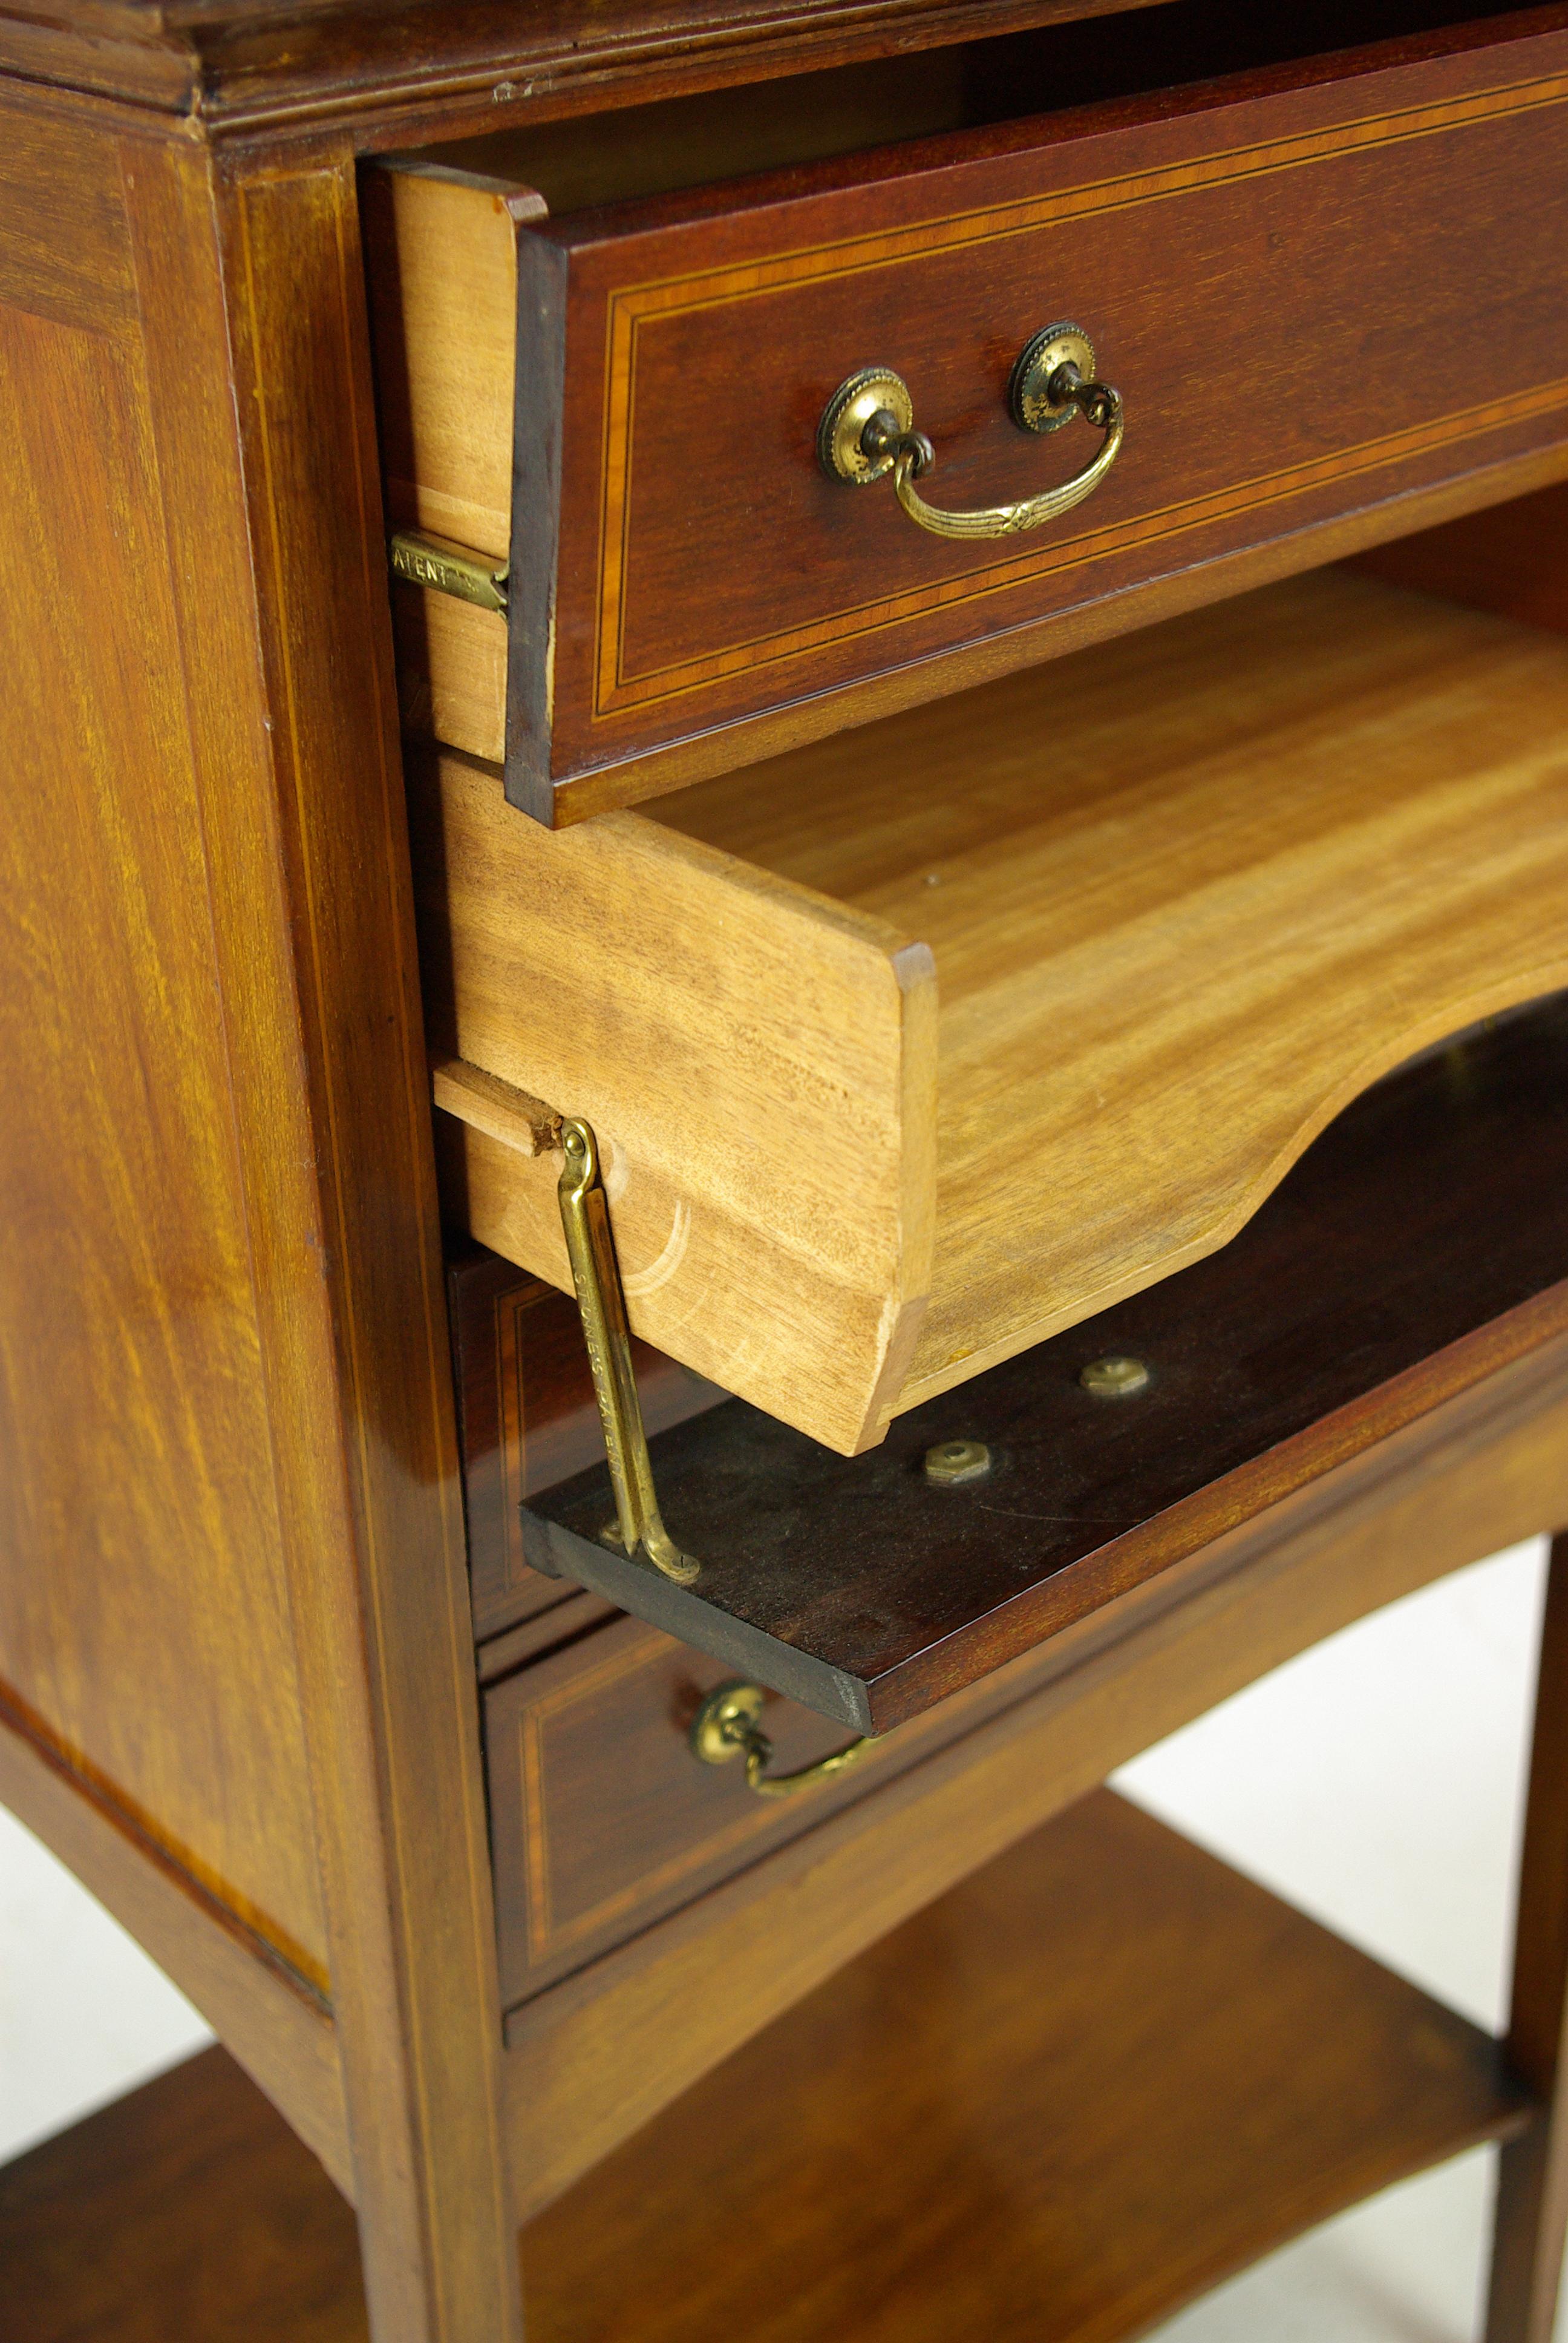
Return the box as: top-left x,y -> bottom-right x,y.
2,1535 -> 1564,2341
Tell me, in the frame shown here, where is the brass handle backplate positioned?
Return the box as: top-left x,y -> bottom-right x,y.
817,323 -> 1123,540
690,1681 -> 878,1800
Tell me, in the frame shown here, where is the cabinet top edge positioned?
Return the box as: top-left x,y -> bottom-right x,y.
0,0 -> 1168,146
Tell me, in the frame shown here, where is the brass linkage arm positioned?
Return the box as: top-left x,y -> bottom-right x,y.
555,1118 -> 700,1586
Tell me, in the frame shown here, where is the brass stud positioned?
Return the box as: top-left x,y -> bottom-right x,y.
924,1438 -> 992,1487
1079,1355 -> 1151,1398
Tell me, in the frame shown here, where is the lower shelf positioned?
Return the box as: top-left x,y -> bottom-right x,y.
0,1795 -> 1532,2343
526,1790 -> 1529,2342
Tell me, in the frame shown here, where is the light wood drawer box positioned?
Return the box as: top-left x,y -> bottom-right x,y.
366,10 -> 1568,825
412,563 -> 1568,1455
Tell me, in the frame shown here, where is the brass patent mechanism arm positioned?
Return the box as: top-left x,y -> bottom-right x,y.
818,323 -> 1123,542
555,1118 -> 700,1586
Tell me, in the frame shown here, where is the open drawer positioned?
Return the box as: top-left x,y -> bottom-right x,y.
365,5 -> 1568,823
517,990 -> 1568,1729
412,565 -> 1568,1455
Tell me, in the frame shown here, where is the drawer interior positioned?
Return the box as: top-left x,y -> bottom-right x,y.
415,562 -> 1568,1455
390,0 -> 1530,232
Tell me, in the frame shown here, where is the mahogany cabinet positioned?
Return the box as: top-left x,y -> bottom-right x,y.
4,4 -> 1568,2342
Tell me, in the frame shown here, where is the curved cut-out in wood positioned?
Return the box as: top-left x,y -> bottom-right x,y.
416,566 -> 1568,1454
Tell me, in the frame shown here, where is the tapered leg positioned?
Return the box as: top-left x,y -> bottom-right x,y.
108,120 -> 522,2343
1486,1534 -> 1568,2343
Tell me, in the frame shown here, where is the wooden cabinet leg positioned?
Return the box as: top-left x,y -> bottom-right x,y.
1486,1533 -> 1568,2342
110,131 -> 526,2343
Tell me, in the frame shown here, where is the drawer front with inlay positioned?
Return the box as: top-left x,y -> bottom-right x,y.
369,11 -> 1568,824
486,1616 -> 856,2002
484,1608 -> 1044,2004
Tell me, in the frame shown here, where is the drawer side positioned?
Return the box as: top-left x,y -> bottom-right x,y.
411,750 -> 937,1454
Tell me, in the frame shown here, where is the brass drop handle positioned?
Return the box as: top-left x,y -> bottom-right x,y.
690,1680 -> 880,1800
818,323 -> 1123,542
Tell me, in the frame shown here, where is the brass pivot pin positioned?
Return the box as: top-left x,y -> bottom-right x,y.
556,1118 -> 700,1585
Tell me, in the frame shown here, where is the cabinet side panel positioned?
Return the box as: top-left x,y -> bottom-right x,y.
0,103 -> 329,1986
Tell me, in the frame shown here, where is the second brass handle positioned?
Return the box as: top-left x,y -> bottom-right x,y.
818,322 -> 1123,542
690,1680 -> 879,1800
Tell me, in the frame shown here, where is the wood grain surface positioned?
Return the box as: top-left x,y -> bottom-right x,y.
390,580 -> 509,766
365,166 -> 537,559
370,10 -> 1568,810
0,96 -> 330,1987
485,1594 -> 1130,2002
1,1796 -> 1530,2343
0,0 -> 1171,144
523,1790 -> 1529,2343
1356,479 -> 1568,636
485,1612 -> 868,2001
0,2046 -> 368,2343
204,143 -> 522,2343
476,983 -> 1568,1997
365,56 -> 972,560
28,5 -> 1520,148
421,568 -> 1568,1452
4,18 -> 1563,2343
412,437 -> 1568,812
0,1706 -> 352,2197
0,72 -> 522,2343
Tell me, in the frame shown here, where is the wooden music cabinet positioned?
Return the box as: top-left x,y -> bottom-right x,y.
5,4 -> 1568,2339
